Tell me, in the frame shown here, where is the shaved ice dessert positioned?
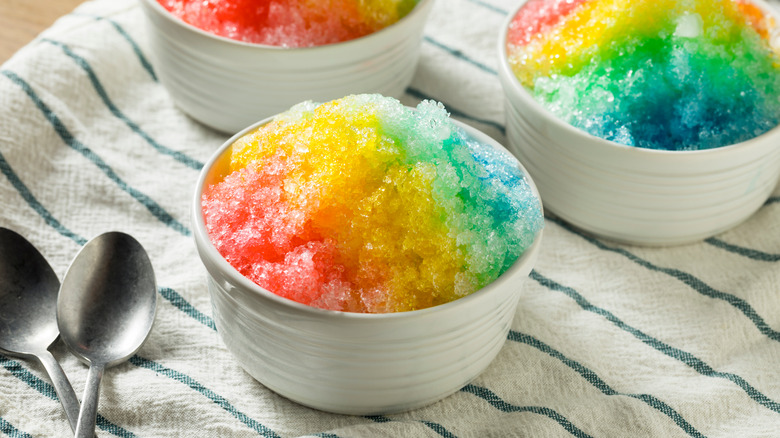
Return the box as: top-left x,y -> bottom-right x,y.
157,0 -> 418,47
506,0 -> 780,150
201,94 -> 543,313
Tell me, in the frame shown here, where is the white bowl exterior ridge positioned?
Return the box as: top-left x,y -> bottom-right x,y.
140,0 -> 435,133
498,0 -> 780,246
204,259 -> 529,414
192,117 -> 544,414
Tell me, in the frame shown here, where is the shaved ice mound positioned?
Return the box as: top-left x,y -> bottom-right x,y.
158,0 -> 418,47
506,0 -> 780,150
201,94 -> 544,313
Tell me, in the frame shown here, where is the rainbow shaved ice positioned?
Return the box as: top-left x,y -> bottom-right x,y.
506,0 -> 780,150
202,94 -> 543,313
158,0 -> 418,47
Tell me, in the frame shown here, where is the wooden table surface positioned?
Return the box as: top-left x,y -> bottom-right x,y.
0,0 -> 85,64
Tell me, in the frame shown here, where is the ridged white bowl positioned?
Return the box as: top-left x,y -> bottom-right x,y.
498,0 -> 780,246
139,0 -> 434,133
192,116 -> 543,415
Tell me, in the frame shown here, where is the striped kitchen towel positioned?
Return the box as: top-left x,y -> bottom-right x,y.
1,0 -> 779,437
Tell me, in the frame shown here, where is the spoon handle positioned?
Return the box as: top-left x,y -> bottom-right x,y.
75,363 -> 104,438
36,350 -> 80,432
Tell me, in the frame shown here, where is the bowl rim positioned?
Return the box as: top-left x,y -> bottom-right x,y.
140,0 -> 434,51
192,105 -> 544,321
496,0 -> 780,157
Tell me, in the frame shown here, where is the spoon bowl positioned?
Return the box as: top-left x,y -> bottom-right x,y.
0,227 -> 80,432
57,231 -> 157,438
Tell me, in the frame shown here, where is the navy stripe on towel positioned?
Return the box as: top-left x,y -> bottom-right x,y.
0,69 -> 191,237
158,287 -> 217,331
508,331 -> 704,438
42,39 -> 203,170
420,421 -> 458,438
548,216 -> 780,343
423,36 -> 497,75
0,355 -> 134,437
70,13 -> 159,82
705,238 -> 780,262
464,0 -> 508,15
0,151 -> 87,246
461,384 -> 593,438
0,355 -> 56,399
530,269 -> 780,415
129,355 -> 282,438
0,417 -> 33,438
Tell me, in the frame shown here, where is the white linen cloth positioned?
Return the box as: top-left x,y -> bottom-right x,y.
1,0 -> 780,436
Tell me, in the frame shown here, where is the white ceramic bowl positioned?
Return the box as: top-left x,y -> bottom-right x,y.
498,0 -> 780,246
139,0 -> 435,133
192,116 -> 544,415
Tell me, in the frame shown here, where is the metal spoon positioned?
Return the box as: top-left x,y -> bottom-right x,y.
0,228 -> 81,432
57,232 -> 157,438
